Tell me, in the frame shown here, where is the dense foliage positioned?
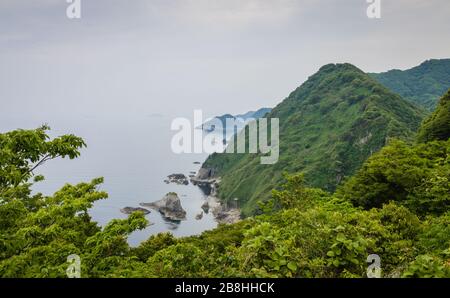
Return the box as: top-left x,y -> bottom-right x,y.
417,89 -> 450,143
204,63 -> 426,216
0,117 -> 449,277
370,59 -> 450,110
0,126 -> 150,277
337,139 -> 449,216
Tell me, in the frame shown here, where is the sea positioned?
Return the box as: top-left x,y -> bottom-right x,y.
0,114 -> 223,246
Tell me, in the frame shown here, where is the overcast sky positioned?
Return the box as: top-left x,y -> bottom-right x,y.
1,0 -> 449,121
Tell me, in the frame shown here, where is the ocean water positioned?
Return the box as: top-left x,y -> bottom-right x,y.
0,115 -> 220,246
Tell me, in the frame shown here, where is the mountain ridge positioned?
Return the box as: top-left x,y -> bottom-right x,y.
370,58 -> 450,110
202,63 -> 427,216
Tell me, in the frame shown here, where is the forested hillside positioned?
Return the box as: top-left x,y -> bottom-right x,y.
370,59 -> 450,110
203,63 -> 426,216
417,89 -> 450,143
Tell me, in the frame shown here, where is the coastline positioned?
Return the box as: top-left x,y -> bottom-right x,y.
190,175 -> 241,225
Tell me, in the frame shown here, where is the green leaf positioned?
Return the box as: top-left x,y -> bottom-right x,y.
287,262 -> 298,272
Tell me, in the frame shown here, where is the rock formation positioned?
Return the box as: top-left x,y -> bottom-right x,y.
120,207 -> 150,215
140,192 -> 187,221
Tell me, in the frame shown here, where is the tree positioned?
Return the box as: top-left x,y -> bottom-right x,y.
417,89 -> 450,143
337,139 -> 450,216
0,126 -> 149,277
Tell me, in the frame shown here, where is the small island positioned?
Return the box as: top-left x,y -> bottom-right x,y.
120,207 -> 151,215
140,192 -> 187,221
164,173 -> 189,185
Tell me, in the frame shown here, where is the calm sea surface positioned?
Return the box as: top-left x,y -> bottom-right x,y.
1,115 -> 219,246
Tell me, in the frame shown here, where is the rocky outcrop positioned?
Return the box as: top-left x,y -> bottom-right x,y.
190,169 -> 220,197
195,211 -> 203,220
211,204 -> 241,224
192,170 -> 241,224
120,207 -> 150,215
357,132 -> 373,145
201,201 -> 210,213
197,195 -> 241,224
140,192 -> 186,221
196,167 -> 217,180
164,174 -> 189,185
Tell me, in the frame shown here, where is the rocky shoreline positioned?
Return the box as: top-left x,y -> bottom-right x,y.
191,168 -> 241,225
120,166 -> 241,226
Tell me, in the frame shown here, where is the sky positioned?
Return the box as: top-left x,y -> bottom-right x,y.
0,0 -> 449,121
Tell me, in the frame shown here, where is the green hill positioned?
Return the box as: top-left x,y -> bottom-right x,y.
370,59 -> 450,110
337,92 -> 450,215
202,63 -> 426,216
417,88 -> 450,143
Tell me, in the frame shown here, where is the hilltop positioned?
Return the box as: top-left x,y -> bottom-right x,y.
202,63 -> 426,216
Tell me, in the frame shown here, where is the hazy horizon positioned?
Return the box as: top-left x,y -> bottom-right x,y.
1,0 -> 450,121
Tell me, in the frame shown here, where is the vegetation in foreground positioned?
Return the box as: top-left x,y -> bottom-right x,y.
0,83 -> 450,277
0,90 -> 449,278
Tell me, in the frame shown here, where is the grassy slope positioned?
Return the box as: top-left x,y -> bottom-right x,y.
204,63 -> 427,216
